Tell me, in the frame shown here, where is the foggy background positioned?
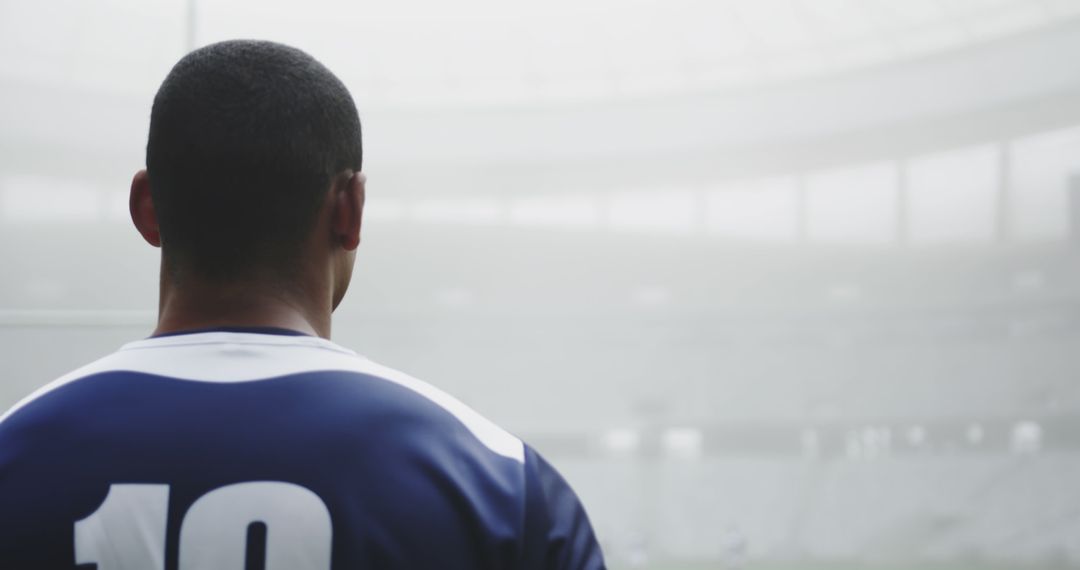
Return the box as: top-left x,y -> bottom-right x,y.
3,0 -> 1080,568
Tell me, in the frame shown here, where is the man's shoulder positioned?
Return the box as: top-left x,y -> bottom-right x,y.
0,350 -> 124,428
339,357 -> 524,462
0,331 -> 524,465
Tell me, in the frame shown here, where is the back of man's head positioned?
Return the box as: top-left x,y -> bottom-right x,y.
146,40 -> 362,282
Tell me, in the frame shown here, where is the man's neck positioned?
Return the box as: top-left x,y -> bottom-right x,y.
154,279 -> 331,339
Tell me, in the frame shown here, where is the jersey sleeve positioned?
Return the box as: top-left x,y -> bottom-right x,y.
520,445 -> 606,570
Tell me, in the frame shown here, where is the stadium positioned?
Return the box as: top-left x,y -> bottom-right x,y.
2,0 -> 1080,568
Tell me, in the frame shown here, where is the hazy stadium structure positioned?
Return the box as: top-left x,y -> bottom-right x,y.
3,3 -> 1080,568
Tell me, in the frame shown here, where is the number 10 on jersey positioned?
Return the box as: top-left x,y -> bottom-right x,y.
75,482 -> 333,570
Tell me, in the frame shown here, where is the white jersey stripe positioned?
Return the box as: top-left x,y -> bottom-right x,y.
1,332 -> 524,463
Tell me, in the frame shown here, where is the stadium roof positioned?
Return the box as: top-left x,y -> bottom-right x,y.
2,0 -> 1079,107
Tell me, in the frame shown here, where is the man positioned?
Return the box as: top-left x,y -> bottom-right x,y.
0,40 -> 604,569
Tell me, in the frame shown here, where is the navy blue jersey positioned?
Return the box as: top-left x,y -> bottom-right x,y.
0,328 -> 604,569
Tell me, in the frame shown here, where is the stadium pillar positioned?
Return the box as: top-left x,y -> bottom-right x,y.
795,174 -> 808,243
186,0 -> 198,53
896,160 -> 908,246
1069,174 -> 1080,245
995,141 -> 1011,245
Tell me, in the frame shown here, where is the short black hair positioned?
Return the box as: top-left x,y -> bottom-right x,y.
146,39 -> 362,281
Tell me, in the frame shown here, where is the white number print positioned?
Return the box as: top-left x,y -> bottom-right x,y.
75,484 -> 170,570
74,482 -> 333,570
179,482 -> 333,570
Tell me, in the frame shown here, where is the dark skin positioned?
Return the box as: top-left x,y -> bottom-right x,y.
129,169 -> 366,340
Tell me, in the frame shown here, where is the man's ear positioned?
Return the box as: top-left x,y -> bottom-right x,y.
129,169 -> 161,247
332,171 -> 365,251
